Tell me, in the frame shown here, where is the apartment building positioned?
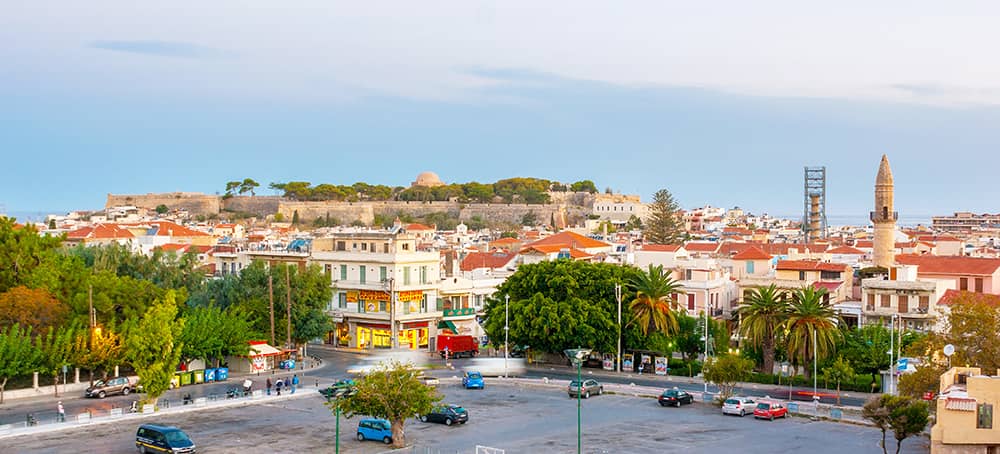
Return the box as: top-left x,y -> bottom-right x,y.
860,265 -> 954,332
931,367 -> 1000,453
310,230 -> 440,350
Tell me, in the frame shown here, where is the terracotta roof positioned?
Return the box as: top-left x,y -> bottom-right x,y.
521,245 -> 592,258
812,281 -> 843,292
460,251 -> 516,272
641,244 -> 683,252
776,260 -> 849,272
945,397 -> 977,412
120,221 -> 210,237
827,246 -> 865,255
158,243 -> 191,252
524,231 -> 609,250
854,240 -> 874,249
405,223 -> 435,231
731,246 -> 772,260
66,223 -> 134,240
684,242 -> 720,253
723,227 -> 753,235
917,235 -> 961,243
937,289 -> 1000,306
896,254 -> 1000,276
490,237 -> 520,245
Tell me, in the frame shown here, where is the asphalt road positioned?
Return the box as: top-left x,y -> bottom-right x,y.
4,378 -> 929,454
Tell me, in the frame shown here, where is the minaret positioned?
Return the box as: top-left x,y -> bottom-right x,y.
872,154 -> 897,268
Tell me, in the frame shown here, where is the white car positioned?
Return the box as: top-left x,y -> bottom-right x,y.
722,396 -> 757,417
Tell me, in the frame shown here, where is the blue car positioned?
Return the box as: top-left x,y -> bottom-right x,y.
357,418 -> 392,444
463,371 -> 485,389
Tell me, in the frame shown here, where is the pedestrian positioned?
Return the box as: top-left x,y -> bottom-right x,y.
266,378 -> 272,396
291,374 -> 299,394
638,363 -> 644,375
57,401 -> 65,423
275,379 -> 283,396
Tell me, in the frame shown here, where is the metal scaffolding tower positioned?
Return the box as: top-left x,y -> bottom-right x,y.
803,166 -> 827,241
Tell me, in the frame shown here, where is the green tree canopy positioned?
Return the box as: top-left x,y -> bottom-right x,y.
0,324 -> 40,404
703,354 -> 754,400
125,291 -> 185,404
822,356 -> 855,405
627,264 -> 683,337
570,180 -> 598,193
784,286 -> 841,376
738,284 -> 789,374
335,361 -> 442,448
644,189 -> 685,244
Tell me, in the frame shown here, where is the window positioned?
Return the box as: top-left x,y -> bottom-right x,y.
746,261 -> 755,274
420,266 -> 428,284
336,241 -> 346,251
798,271 -> 806,280
379,266 -> 387,282
961,277 -> 969,291
898,297 -> 908,313
338,293 -> 347,309
421,295 -> 428,313
361,243 -> 368,251
324,264 -> 332,276
687,294 -> 695,311
359,266 -> 366,284
919,296 -> 929,311
404,267 -> 411,285
868,294 -> 876,308
976,278 -> 984,292
978,403 -> 993,429
402,243 -> 410,251
383,243 -> 390,253
685,269 -> 693,280
820,270 -> 840,280
881,294 -> 891,308
369,242 -> 376,253
340,265 -> 347,281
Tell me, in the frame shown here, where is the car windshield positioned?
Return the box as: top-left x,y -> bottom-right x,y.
449,406 -> 466,414
163,430 -> 192,444
468,373 -> 482,379
570,380 -> 581,387
92,380 -> 106,387
725,399 -> 739,405
757,403 -> 770,410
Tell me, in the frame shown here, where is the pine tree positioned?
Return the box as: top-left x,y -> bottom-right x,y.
644,189 -> 684,244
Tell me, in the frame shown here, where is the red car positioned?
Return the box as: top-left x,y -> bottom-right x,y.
753,402 -> 788,421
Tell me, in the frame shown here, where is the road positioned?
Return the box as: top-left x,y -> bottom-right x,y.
4,378 -> 928,454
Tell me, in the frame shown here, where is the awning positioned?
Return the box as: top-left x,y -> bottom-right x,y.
945,397 -> 977,412
248,343 -> 283,357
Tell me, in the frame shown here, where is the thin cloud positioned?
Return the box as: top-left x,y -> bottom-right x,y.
90,40 -> 228,59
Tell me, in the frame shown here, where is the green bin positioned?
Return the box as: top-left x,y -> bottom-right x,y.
193,370 -> 205,384
179,372 -> 193,386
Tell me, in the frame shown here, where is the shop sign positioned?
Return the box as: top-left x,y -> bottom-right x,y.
332,310 -> 344,323
359,290 -> 390,301
398,290 -> 423,302
346,291 -> 358,303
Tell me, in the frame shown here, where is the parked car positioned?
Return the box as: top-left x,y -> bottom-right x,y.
658,388 -> 694,407
417,375 -> 440,387
568,379 -> 603,398
136,424 -> 196,454
357,418 -> 393,444
419,405 -> 469,426
85,376 -> 135,399
722,396 -> 757,417
753,402 -> 788,420
463,371 -> 485,389
319,379 -> 357,400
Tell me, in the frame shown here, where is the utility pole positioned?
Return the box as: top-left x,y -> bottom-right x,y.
504,294 -> 509,378
704,301 -> 709,393
286,265 -> 292,351
888,315 -> 895,395
269,275 -> 275,346
615,283 -> 622,373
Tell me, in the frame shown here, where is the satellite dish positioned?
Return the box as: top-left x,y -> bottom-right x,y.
943,344 -> 955,357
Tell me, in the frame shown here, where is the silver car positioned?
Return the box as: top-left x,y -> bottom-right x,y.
722,396 -> 757,417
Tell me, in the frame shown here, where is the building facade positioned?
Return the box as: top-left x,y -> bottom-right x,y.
931,367 -> 1000,453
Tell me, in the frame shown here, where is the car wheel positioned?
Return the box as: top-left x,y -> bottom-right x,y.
584,391 -> 590,399
770,415 -> 775,421
98,391 -> 106,399
420,415 -> 428,422
445,418 -> 453,426
659,402 -> 667,407
783,413 -> 788,419
383,436 -> 391,444
122,387 -> 130,396
357,433 -> 365,441
598,387 -> 603,395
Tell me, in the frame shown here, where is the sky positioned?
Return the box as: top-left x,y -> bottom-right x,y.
2,1 -> 1000,222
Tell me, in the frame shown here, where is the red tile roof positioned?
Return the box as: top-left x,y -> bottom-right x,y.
827,246 -> 865,255
732,246 -> 772,260
491,237 -> 520,245
684,242 -> 720,253
641,244 -> 683,252
896,254 -> 1000,276
521,245 -> 592,258
524,231 -> 609,250
937,289 -> 1000,306
917,235 -> 962,243
66,224 -> 135,240
812,281 -> 843,292
460,251 -> 516,272
405,223 -> 435,231
158,243 -> 191,252
854,240 -> 874,249
776,260 -> 849,272
120,221 -> 210,237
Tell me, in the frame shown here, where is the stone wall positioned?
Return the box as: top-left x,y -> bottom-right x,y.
278,200 -> 589,227
105,193 -> 220,216
222,196 -> 283,217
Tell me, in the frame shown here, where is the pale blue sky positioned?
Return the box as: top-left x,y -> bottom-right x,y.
2,1 -> 999,221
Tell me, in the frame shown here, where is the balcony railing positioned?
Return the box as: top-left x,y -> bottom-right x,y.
870,211 -> 899,223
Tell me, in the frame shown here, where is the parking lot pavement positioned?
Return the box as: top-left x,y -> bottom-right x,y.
5,380 -> 930,454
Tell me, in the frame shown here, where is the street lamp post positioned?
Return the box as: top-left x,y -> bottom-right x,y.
504,294 -> 509,378
703,302 -> 711,394
615,284 -> 622,373
565,348 -> 591,454
813,327 -> 819,420
329,384 -> 357,454
888,314 -> 897,395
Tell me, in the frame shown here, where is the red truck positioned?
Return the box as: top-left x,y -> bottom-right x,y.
437,335 -> 479,358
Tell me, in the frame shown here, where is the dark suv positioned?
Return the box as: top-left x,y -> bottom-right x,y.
85,376 -> 135,399
136,424 -> 196,453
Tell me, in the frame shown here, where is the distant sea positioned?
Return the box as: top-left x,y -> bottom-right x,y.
774,213 -> 932,228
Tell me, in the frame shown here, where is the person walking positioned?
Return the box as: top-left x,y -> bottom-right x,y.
57,402 -> 65,423
266,378 -> 272,396
275,378 -> 283,396
291,374 -> 299,394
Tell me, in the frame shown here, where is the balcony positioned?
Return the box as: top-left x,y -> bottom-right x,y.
870,211 -> 899,223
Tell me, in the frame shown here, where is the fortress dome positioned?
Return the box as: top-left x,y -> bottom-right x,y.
412,171 -> 445,188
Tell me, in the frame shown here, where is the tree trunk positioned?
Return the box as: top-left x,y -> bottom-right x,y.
391,418 -> 406,448
53,374 -> 60,397
836,382 -> 841,406
880,429 -> 888,454
1,377 -> 6,404
894,437 -> 903,454
762,340 -> 775,376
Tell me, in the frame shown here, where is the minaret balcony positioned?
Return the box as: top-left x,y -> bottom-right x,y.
870,211 -> 899,223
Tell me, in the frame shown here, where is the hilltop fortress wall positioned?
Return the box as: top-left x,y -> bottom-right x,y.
106,191 -> 637,225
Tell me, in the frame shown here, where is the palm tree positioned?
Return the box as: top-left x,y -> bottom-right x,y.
738,284 -> 789,375
784,286 -> 842,378
627,264 -> 685,336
